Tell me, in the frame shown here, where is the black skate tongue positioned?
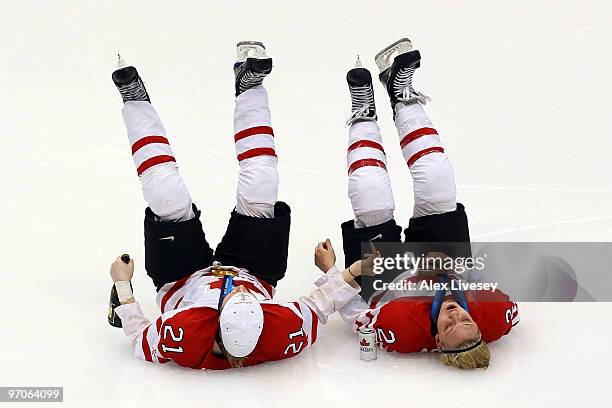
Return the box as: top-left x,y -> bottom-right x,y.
112,66 -> 139,86
248,57 -> 273,74
347,67 -> 372,87
392,50 -> 422,71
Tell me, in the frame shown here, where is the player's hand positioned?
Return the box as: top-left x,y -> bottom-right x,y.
360,253 -> 378,276
314,239 -> 336,273
348,247 -> 380,277
361,242 -> 381,276
110,255 -> 134,282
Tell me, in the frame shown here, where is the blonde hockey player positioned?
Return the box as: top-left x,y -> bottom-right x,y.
315,38 -> 519,370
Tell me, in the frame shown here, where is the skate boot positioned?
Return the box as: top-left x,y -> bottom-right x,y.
112,55 -> 150,103
234,41 -> 272,96
375,38 -> 429,114
346,56 -> 377,126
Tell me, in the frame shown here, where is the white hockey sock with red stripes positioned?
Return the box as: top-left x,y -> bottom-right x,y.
122,101 -> 194,221
347,121 -> 395,228
394,102 -> 457,218
233,86 -> 278,218
123,101 -> 176,175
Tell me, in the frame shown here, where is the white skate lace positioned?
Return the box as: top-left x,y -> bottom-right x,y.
118,76 -> 148,102
398,87 -> 430,105
346,84 -> 375,126
394,67 -> 430,105
239,70 -> 267,92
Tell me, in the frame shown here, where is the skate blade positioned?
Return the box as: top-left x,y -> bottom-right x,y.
354,55 -> 363,68
116,53 -> 128,70
236,41 -> 267,62
374,38 -> 413,73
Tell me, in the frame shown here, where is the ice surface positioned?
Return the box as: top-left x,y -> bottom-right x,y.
1,0 -> 611,406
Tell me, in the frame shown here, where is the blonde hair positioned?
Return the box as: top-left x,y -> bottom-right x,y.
440,338 -> 490,370
223,348 -> 249,368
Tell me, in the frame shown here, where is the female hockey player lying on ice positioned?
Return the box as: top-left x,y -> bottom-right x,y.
107,42 -> 364,369
313,38 -> 520,369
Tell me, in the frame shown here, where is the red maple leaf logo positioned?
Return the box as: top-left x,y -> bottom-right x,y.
360,338 -> 370,347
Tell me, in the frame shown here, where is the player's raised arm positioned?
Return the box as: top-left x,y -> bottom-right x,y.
108,256 -> 157,361
298,239 -> 370,324
109,256 -> 180,366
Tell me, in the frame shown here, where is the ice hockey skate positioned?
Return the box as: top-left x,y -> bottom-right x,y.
376,38 -> 430,111
234,41 -> 273,96
346,56 -> 377,126
111,54 -> 150,103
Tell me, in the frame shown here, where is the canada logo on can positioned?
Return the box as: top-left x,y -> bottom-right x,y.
359,328 -> 377,361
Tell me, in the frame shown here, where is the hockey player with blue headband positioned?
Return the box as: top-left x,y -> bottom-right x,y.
311,37 -> 519,369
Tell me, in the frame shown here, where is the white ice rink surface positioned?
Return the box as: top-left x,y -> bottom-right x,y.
1,0 -> 612,406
